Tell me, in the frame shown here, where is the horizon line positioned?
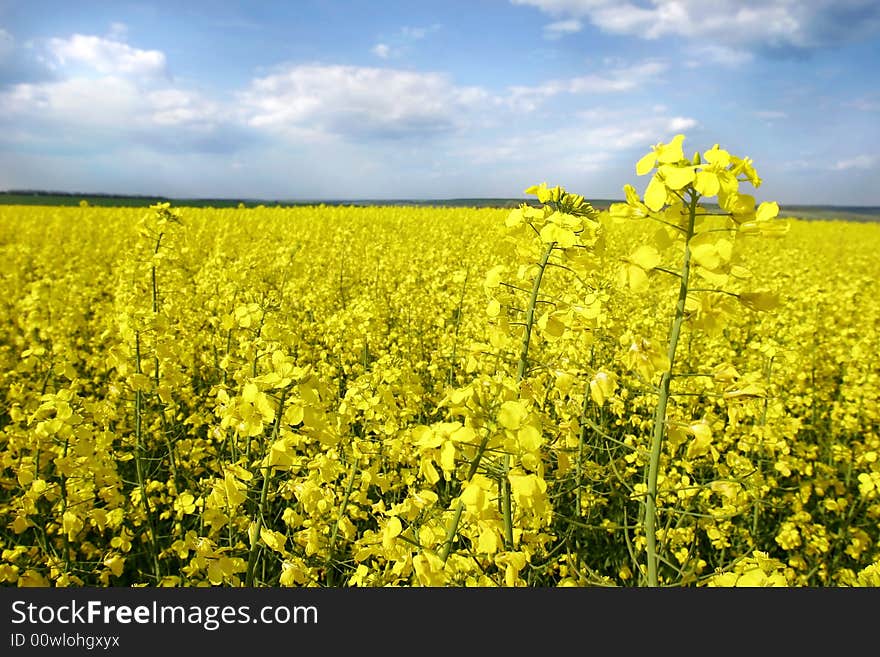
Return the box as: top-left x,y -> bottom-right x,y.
2,189 -> 880,211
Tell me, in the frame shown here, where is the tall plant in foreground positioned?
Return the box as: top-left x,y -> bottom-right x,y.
610,134 -> 788,586
425,184 -> 604,582
113,202 -> 184,581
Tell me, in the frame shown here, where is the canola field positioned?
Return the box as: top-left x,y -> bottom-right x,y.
1,140 -> 879,587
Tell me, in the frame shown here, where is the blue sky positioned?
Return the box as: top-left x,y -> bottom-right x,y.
1,1 -> 879,204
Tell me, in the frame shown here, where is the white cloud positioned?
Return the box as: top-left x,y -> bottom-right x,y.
370,25 -> 440,60
667,116 -> 697,132
543,19 -> 583,39
148,88 -> 222,127
450,108 -> 702,200
239,64 -> 490,140
372,43 -> 391,58
2,76 -> 142,126
45,33 -> 166,77
511,1 -> 608,13
5,32 -> 493,156
506,59 -> 666,110
108,22 -> 128,41
460,109 -> 697,167
687,44 -> 753,68
833,155 -> 876,171
0,31 -> 230,156
511,1 -> 880,53
1,75 -> 222,132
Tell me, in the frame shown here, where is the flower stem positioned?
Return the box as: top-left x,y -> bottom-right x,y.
245,384 -> 291,586
326,451 -> 359,585
440,241 -> 555,561
644,191 -> 697,587
504,240 -> 555,549
134,330 -> 161,582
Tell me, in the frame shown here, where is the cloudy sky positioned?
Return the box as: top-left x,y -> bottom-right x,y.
1,1 -> 879,204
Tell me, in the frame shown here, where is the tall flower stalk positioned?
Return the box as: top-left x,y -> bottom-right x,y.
610,134 -> 786,586
439,184 -> 602,563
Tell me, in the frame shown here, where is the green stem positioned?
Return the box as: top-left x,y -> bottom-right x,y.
151,233 -> 163,314
500,457 -> 514,550
440,243 -> 556,562
447,268 -> 470,387
644,192 -> 697,587
575,391 -> 591,518
516,242 -> 555,382
752,355 -> 774,540
134,330 -> 161,582
150,232 -> 181,495
503,240 -> 556,550
439,431 -> 490,562
59,436 -> 71,573
326,452 -> 359,584
245,384 -> 290,586
439,502 -> 465,562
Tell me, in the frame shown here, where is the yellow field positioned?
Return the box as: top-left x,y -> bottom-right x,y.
0,196 -> 878,587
